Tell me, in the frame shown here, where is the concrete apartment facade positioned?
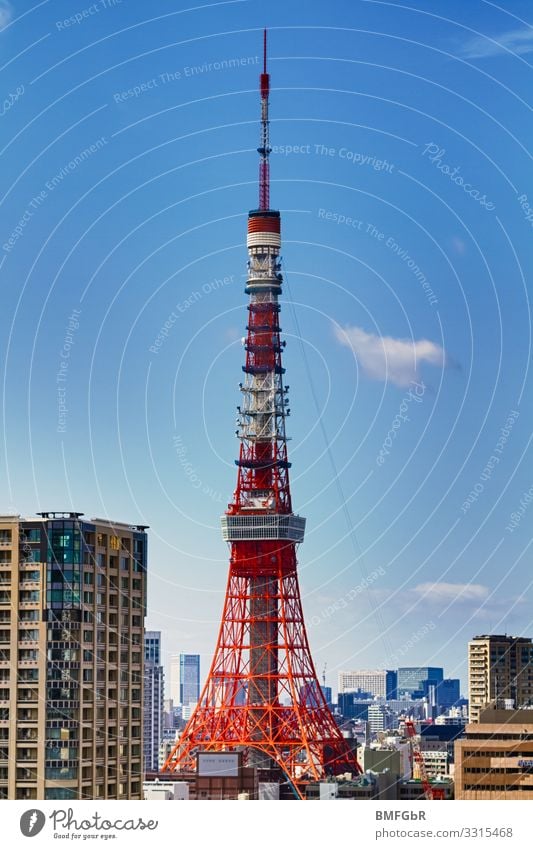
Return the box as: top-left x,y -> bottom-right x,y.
0,512 -> 147,800
468,635 -> 533,723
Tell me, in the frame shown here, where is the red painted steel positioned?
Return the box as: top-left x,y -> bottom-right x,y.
247,214 -> 280,234
162,31 -> 360,799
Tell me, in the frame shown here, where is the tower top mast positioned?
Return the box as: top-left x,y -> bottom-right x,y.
258,28 -> 271,210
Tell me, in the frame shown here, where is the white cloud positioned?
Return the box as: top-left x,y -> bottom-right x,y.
461,26 -> 533,59
334,324 -> 446,388
0,1 -> 12,29
414,582 -> 489,602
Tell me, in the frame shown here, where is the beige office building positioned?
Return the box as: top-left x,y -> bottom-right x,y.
0,512 -> 148,800
455,708 -> 533,799
468,634 -> 533,722
338,669 -> 394,699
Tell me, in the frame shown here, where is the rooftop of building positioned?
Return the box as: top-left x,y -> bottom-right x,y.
0,512 -> 148,531
470,634 -> 531,642
475,707 -> 533,725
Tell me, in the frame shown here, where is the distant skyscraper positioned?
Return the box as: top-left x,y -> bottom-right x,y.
144,631 -> 164,772
436,678 -> 460,711
299,681 -> 332,708
468,635 -> 533,722
397,667 -> 443,698
179,654 -> 200,706
170,655 -> 180,704
338,669 -> 397,699
337,693 -> 373,721
322,685 -> 333,707
0,512 -> 147,800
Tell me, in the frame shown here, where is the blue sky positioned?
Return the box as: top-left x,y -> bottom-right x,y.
1,0 -> 532,696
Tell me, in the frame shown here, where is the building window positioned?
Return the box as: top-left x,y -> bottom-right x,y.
45,767 -> 77,780
26,529 -> 41,543
45,788 -> 76,800
19,591 -> 39,603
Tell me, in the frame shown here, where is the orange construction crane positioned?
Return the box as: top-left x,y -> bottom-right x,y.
405,720 -> 445,800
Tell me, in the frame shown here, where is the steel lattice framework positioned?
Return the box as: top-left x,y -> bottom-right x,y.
163,31 -> 360,797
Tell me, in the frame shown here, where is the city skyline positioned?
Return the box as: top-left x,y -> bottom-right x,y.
0,0 -> 531,697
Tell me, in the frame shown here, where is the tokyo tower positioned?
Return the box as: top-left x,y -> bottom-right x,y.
163,31 -> 360,796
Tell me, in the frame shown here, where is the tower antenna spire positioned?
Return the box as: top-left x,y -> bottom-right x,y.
258,27 -> 271,210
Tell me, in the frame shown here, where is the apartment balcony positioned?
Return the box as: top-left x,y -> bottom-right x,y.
17,731 -> 38,743
18,636 -> 40,645
16,788 -> 38,800
17,766 -> 38,781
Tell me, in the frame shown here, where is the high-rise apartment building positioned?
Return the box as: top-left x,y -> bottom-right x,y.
0,512 -> 148,800
338,669 -> 397,699
468,635 -> 533,723
144,631 -> 164,773
179,654 -> 200,706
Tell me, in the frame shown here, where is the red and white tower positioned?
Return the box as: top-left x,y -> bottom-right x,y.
164,31 -> 360,796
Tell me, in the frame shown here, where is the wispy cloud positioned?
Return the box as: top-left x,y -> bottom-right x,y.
334,324 -> 446,388
0,1 -> 12,30
413,582 -> 489,603
461,26 -> 533,59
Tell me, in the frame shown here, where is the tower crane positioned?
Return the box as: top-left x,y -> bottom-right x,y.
405,720 -> 445,800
